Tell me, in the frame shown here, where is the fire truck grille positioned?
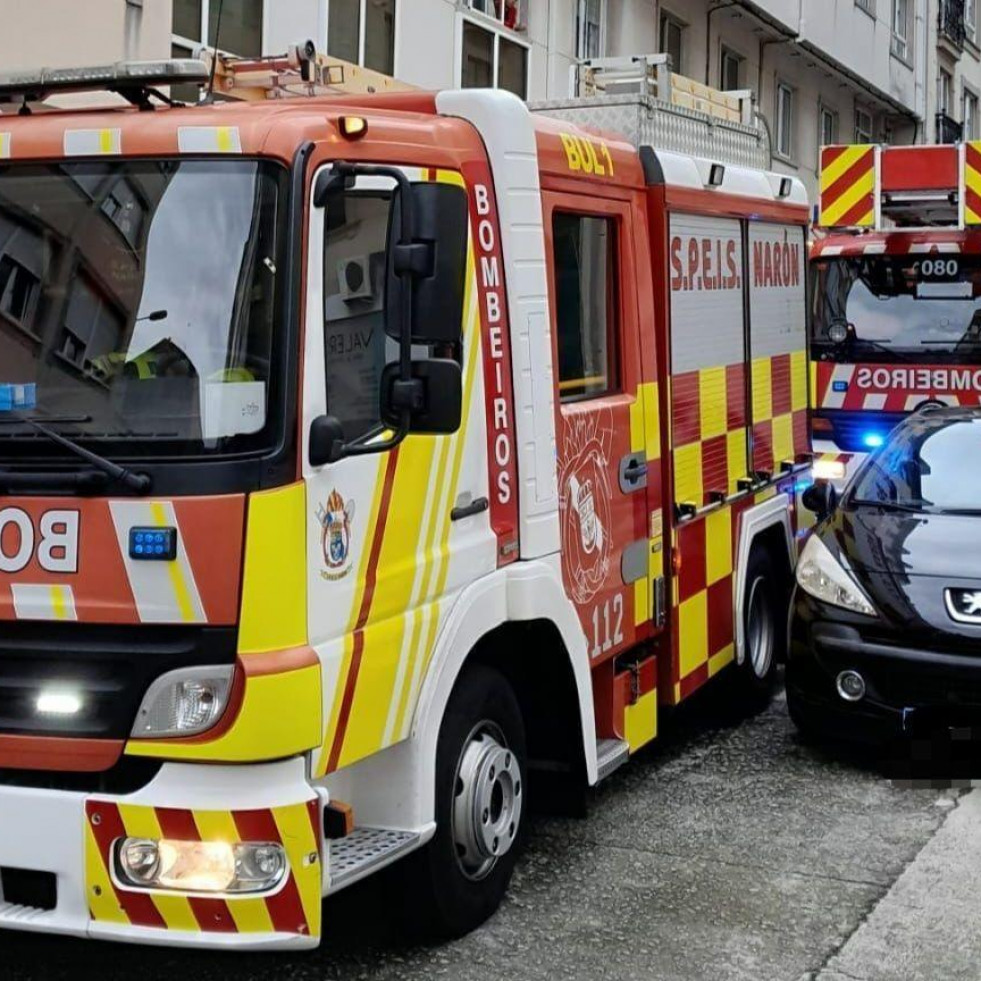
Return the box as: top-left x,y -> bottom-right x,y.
0,623 -> 237,740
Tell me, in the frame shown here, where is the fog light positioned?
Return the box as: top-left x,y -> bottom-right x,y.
115,838 -> 287,894
36,690 -> 83,716
131,665 -> 234,738
836,669 -> 866,702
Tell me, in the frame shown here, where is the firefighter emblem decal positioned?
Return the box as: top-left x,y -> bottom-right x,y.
559,410 -> 614,604
317,490 -> 355,581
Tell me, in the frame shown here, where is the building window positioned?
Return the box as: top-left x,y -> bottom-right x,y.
855,0 -> 875,15
576,0 -> 604,60
660,12 -> 685,75
460,16 -> 529,98
171,0 -> 263,57
855,106 -> 874,143
466,0 -> 527,31
819,106 -> 839,147
965,89 -> 979,141
327,0 -> 397,75
939,69 -> 953,116
720,47 -> 742,91
552,213 -> 618,402
891,0 -> 910,60
775,81 -> 795,159
968,0 -> 978,43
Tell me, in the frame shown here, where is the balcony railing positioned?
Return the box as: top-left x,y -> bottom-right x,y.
939,0 -> 967,49
936,111 -> 964,144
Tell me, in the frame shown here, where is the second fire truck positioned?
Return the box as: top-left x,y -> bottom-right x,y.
0,55 -> 809,948
812,142 -> 981,484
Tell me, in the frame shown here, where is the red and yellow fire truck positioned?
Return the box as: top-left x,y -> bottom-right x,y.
812,142 -> 981,484
0,55 -> 809,949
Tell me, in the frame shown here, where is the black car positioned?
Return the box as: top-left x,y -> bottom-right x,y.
788,407 -> 981,744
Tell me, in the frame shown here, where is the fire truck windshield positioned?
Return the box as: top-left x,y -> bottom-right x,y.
0,158 -> 287,458
812,255 -> 981,363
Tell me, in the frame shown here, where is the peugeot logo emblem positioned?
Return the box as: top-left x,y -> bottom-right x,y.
944,589 -> 981,624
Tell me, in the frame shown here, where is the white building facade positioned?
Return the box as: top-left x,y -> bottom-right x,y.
3,1 -> 981,200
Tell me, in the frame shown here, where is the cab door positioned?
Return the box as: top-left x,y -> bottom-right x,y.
543,191 -> 652,661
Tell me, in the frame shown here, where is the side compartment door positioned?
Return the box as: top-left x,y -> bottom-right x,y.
747,222 -> 809,477
543,191 -> 649,661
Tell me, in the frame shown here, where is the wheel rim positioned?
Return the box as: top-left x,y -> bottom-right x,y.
746,575 -> 774,679
451,721 -> 523,881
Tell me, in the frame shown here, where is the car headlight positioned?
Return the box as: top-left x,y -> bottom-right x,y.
131,665 -> 235,738
796,534 -> 877,616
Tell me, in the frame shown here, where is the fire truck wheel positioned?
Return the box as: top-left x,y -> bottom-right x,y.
409,664 -> 527,938
736,548 -> 781,704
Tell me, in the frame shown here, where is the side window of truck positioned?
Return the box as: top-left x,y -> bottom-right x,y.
552,212 -> 619,402
323,190 -> 392,442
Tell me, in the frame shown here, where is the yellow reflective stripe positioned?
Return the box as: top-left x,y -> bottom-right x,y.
821,170 -> 875,226
51,586 -> 68,621
128,663 -> 321,761
193,810 -> 274,934
85,821 -> 128,924
117,805 -> 199,932
99,129 -> 113,154
272,804 -> 322,937
238,482 -> 307,653
216,127 -> 235,153
965,160 -> 981,198
708,643 -> 736,677
149,502 -> 195,623
820,145 -> 872,192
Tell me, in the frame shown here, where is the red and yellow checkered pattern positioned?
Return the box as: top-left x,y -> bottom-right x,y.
819,144 -> 876,228
671,362 -> 749,508
751,350 -> 808,476
667,487 -> 783,704
964,141 -> 981,225
85,799 -> 322,939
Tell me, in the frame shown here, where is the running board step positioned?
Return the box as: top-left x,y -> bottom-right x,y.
328,827 -> 420,892
595,738 -> 630,782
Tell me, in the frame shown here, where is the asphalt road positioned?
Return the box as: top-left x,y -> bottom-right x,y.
2,679 -> 965,981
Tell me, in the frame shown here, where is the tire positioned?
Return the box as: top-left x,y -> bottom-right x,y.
406,664 -> 527,939
734,547 -> 783,708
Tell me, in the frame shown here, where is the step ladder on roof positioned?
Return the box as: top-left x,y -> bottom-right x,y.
818,142 -> 981,231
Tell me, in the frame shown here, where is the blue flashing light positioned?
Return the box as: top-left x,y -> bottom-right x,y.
129,526 -> 177,561
794,479 -> 814,494
862,432 -> 885,449
832,381 -> 849,393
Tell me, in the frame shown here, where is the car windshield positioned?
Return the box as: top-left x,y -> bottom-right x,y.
850,414 -> 981,513
0,159 -> 287,458
812,255 -> 981,362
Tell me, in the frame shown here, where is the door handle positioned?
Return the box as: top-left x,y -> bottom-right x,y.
619,452 -> 647,492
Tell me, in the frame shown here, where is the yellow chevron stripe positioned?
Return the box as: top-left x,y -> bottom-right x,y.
271,803 -> 322,938
192,810 -> 274,934
819,145 -> 873,192
149,502 -> 195,623
821,169 -> 875,226
85,821 -> 128,924
51,585 -> 68,620
117,805 -> 199,932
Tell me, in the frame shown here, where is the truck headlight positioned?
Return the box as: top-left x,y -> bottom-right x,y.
131,665 -> 235,738
796,534 -> 877,617
115,838 -> 287,894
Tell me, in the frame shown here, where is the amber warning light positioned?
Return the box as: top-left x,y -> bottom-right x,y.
339,116 -> 368,140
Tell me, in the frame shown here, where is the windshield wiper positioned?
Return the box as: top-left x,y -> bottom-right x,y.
9,417 -> 151,493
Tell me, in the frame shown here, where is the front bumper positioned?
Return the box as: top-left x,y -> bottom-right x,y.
0,757 -> 324,950
788,591 -> 981,741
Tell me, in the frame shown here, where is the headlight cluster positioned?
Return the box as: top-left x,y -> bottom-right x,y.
115,837 -> 287,895
796,534 -> 877,617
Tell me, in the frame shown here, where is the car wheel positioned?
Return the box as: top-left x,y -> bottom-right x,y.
406,664 -> 527,939
735,547 -> 782,707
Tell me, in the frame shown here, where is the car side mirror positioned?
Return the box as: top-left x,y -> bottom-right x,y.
380,359 -> 462,434
802,480 -> 838,517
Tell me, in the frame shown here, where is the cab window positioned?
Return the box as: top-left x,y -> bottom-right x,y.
552,212 -> 619,402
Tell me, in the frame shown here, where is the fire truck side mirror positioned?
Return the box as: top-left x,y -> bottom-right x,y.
308,414 -> 346,467
385,182 -> 468,346
802,480 -> 838,517
380,359 -> 462,434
